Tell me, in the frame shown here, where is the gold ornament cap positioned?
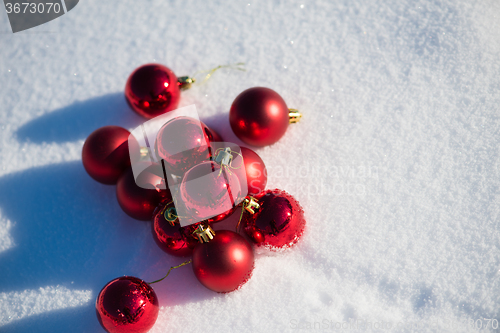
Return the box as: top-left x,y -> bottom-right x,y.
192,224 -> 215,243
288,109 -> 302,123
164,206 -> 179,226
214,147 -> 233,167
243,197 -> 260,214
177,76 -> 196,90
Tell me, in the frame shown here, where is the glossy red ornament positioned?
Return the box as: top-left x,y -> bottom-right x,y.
230,87 -> 290,147
179,161 -> 241,223
125,64 -> 181,119
154,116 -> 212,175
152,201 -> 198,257
192,230 -> 254,293
82,126 -> 132,185
96,276 -> 159,333
116,165 -> 171,221
206,127 -> 223,142
241,189 -> 306,249
239,147 -> 267,196
206,206 -> 236,224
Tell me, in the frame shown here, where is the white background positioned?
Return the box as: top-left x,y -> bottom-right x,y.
0,0 -> 499,332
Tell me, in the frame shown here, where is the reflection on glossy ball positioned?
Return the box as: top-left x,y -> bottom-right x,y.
154,116 -> 212,175
125,64 -> 181,118
96,276 -> 159,333
242,189 -> 306,249
180,161 -> 241,222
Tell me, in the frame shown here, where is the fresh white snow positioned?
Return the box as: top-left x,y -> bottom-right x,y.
0,0 -> 500,332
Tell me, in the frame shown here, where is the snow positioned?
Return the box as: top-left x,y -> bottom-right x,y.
1,0 -> 500,332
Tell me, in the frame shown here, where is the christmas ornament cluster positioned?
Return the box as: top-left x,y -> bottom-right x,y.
82,63 -> 306,333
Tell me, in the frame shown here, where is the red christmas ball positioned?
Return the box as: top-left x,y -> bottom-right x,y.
82,126 -> 132,185
241,189 -> 306,249
239,147 -> 267,196
154,116 -> 212,175
152,201 -> 198,257
206,206 -> 236,224
206,126 -> 224,142
192,230 -> 254,293
180,161 -> 241,222
96,276 -> 159,333
125,64 -> 181,119
229,87 -> 290,147
116,165 -> 171,221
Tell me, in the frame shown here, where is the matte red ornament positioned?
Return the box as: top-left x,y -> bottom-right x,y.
192,230 -> 254,293
152,201 -> 198,257
82,126 -> 133,185
239,147 -> 267,196
96,276 -> 159,333
154,116 -> 212,175
125,64 -> 181,119
241,189 -> 306,249
180,161 -> 241,223
229,87 -> 290,147
116,165 -> 171,221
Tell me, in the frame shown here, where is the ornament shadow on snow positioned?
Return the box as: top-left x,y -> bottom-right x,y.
128,104 -> 249,227
15,93 -> 140,144
0,162 -> 180,332
0,162 -> 218,331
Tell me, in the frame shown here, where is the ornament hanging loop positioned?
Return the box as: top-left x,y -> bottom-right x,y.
288,109 -> 302,123
147,259 -> 192,285
195,62 -> 246,85
214,147 -> 233,167
159,201 -> 190,226
159,201 -> 180,226
178,62 -> 245,90
214,147 -> 244,177
164,207 -> 179,226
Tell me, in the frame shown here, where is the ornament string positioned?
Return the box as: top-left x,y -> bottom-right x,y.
213,148 -> 242,208
147,259 -> 192,285
194,62 -> 246,85
178,62 -> 246,90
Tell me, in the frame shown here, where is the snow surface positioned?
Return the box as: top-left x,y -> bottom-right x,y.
1,0 -> 500,332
